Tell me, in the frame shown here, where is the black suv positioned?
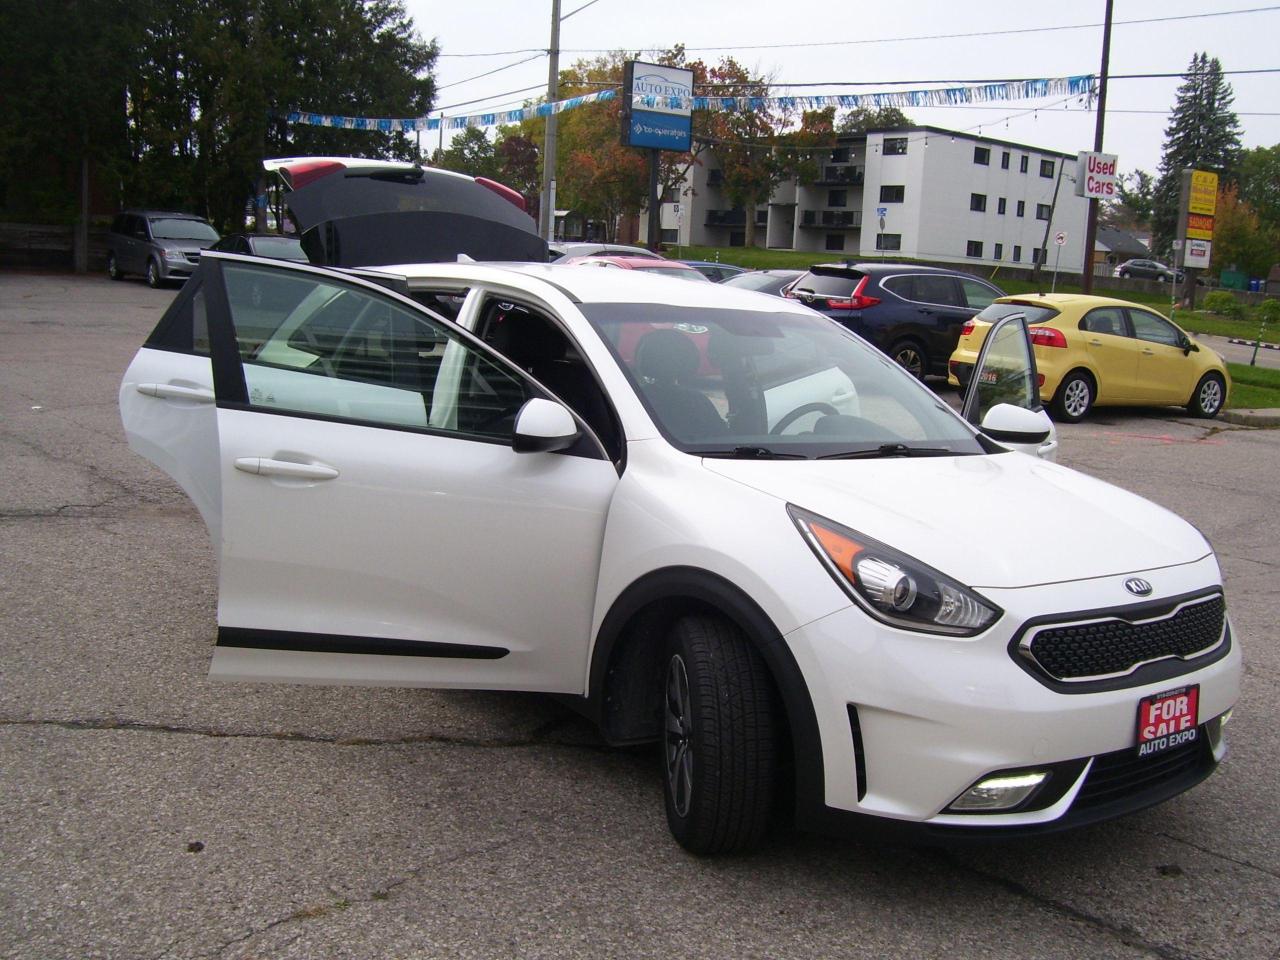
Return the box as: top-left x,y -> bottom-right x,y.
786,263 -> 1004,378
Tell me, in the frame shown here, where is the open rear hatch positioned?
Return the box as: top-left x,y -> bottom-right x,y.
265,157 -> 547,267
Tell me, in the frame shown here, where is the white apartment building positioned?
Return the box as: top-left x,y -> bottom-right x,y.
660,125 -> 1089,273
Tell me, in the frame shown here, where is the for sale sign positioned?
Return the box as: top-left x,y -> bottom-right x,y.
1075,151 -> 1118,199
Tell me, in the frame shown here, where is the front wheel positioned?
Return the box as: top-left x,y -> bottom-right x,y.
1119,271 -> 1130,279
1051,370 -> 1094,422
1187,372 -> 1225,418
107,253 -> 124,281
662,615 -> 779,855
145,258 -> 162,289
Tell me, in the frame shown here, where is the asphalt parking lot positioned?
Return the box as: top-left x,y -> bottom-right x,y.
2,272 -> 1277,960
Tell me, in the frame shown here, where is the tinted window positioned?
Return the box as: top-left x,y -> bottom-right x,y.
1081,307 -> 1127,336
793,270 -> 861,297
144,277 -> 210,355
960,278 -> 999,309
1128,310 -> 1181,346
249,236 -> 306,260
220,263 -> 533,439
974,302 -> 1060,326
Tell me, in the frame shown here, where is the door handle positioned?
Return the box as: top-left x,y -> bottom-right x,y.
1141,349 -> 1155,356
234,457 -> 339,480
1088,339 -> 1103,346
137,382 -> 215,403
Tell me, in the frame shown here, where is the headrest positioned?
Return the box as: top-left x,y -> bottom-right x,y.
635,329 -> 700,383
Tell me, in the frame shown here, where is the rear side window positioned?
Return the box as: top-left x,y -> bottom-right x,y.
959,278 -> 999,309
1080,307 -> 1127,336
885,274 -> 962,307
793,270 -> 862,297
144,277 -> 209,356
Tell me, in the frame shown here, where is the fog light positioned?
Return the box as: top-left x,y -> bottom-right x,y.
948,771 -> 1048,812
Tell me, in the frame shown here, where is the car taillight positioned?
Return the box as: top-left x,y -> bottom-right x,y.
960,320 -> 975,337
1036,373 -> 1045,387
1029,326 -> 1068,348
826,275 -> 880,310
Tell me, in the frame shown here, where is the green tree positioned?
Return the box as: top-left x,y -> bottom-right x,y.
1151,53 -> 1243,258
836,106 -> 911,135
1102,169 -> 1155,230
435,126 -> 498,179
1237,144 -> 1280,235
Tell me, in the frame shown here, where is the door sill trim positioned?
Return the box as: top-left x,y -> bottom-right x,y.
216,627 -> 508,660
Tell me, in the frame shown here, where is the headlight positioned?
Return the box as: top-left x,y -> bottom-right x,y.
164,248 -> 185,260
789,505 -> 1001,636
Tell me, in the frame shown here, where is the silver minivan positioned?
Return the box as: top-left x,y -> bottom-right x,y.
106,210 -> 220,287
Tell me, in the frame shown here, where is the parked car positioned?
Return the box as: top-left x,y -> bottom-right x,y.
948,294 -> 1230,421
1115,259 -> 1183,283
562,254 -> 711,282
107,210 -> 221,288
677,260 -> 749,282
721,268 -> 806,297
784,263 -> 1004,378
118,157 -> 1238,853
548,242 -> 662,261
209,233 -> 307,262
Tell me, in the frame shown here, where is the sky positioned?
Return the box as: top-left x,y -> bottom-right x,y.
399,0 -> 1279,178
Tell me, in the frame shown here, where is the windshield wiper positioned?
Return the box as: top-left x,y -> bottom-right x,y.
690,446 -> 807,460
819,443 -> 957,460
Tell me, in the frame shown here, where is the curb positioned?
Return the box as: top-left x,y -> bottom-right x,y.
1221,408 -> 1280,427
1226,337 -> 1280,351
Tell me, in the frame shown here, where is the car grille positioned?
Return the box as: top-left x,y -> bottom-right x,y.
1022,595 -> 1225,683
185,252 -> 201,264
1073,726 -> 1212,812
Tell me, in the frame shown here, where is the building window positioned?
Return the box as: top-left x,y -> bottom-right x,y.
970,193 -> 987,212
875,233 -> 902,251
1036,203 -> 1051,221
1001,151 -> 1010,170
1016,200 -> 1026,217
1019,155 -> 1029,174
825,233 -> 845,251
966,240 -> 984,258
883,137 -> 908,156
994,242 -> 1004,260
997,197 -> 1007,215
974,146 -> 990,165
1040,158 -> 1056,178
831,147 -> 849,163
828,189 -> 848,208
879,184 -> 905,203
1013,245 -> 1022,262
1031,247 -> 1050,264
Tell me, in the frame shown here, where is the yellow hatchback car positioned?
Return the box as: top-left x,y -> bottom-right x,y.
948,294 -> 1229,422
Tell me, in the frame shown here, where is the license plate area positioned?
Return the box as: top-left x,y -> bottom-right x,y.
1136,684 -> 1199,758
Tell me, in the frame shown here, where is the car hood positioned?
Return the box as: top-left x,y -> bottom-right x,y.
703,453 -> 1211,589
265,157 -> 546,267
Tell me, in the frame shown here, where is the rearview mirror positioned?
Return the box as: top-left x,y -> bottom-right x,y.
512,397 -> 579,454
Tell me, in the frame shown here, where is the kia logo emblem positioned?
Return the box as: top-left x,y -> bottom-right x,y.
1125,578 -> 1153,596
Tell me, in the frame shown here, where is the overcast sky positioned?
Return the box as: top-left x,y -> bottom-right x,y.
399,0 -> 1278,177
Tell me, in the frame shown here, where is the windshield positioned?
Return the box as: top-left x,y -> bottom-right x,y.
976,301 -> 1060,325
641,267 -> 710,283
580,303 -> 983,458
150,218 -> 219,241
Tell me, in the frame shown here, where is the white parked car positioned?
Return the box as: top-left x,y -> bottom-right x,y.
117,160 -> 1239,853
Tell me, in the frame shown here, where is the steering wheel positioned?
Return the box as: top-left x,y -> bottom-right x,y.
770,402 -> 840,435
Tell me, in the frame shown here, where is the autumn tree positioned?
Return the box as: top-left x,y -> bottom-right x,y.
836,106 -> 911,135
1237,144 -> 1280,236
1211,184 -> 1279,278
494,128 -> 541,216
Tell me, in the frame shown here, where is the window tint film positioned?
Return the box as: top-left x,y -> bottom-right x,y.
792,270 -> 862,297
911,275 -> 962,306
220,263 -> 532,440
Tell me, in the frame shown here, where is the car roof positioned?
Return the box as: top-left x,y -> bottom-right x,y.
995,292 -> 1160,310
564,255 -> 696,270
807,261 -> 972,276
378,260 -> 819,312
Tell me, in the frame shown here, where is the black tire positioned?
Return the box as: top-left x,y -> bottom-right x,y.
107,253 -> 124,281
889,338 -> 928,379
1187,372 -> 1226,419
145,258 -> 162,289
1050,369 -> 1094,422
662,615 -> 779,855
1119,271 -> 1130,279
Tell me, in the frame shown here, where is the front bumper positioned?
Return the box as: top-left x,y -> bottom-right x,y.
784,554 -> 1240,830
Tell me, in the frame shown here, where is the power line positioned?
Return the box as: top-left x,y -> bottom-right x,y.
435,52 -> 545,91
435,84 -> 547,113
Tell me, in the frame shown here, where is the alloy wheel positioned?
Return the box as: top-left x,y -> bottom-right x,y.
1064,379 -> 1091,417
664,654 -> 693,818
894,346 -> 924,379
1199,378 -> 1223,414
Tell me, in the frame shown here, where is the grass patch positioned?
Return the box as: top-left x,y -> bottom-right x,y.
1227,362 -> 1280,410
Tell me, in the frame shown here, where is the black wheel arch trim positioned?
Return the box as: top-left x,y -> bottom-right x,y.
587,565 -> 827,823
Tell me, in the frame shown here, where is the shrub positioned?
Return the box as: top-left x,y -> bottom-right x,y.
1202,290 -> 1245,318
1257,299 -> 1280,328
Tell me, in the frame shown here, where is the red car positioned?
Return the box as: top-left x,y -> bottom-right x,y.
561,255 -> 711,283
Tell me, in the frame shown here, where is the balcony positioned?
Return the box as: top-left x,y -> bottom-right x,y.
706,209 -> 769,227
817,166 -> 865,185
800,210 -> 863,229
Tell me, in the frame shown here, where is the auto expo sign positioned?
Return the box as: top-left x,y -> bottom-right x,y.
1075,151 -> 1118,199
622,61 -> 694,152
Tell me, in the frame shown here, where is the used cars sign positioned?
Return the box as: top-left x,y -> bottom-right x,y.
1075,151 -> 1119,199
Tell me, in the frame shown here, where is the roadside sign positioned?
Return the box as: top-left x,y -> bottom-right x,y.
1054,231 -> 1067,246
876,207 -> 888,218
1189,171 -> 1219,217
1185,239 -> 1212,269
1186,212 -> 1214,241
1075,151 -> 1118,199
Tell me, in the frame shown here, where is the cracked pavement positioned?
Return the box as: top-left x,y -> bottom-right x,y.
2,273 -> 1277,959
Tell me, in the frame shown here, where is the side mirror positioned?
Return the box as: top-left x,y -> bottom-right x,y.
980,403 -> 1052,448
1180,335 -> 1198,354
512,397 -> 579,454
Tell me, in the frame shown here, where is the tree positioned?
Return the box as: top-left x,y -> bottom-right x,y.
1211,184 -> 1280,278
836,106 -> 911,135
1150,53 -> 1243,258
494,128 -> 541,216
1101,169 -> 1155,230
1237,144 -> 1280,235
435,126 -> 498,180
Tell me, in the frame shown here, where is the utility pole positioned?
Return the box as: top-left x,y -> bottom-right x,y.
1080,0 -> 1114,294
1032,159 -> 1065,288
540,0 -> 561,243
